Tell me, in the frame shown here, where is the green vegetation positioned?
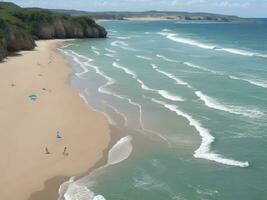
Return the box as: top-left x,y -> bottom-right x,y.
0,2 -> 107,61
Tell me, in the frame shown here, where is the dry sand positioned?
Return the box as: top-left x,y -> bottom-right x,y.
0,40 -> 111,200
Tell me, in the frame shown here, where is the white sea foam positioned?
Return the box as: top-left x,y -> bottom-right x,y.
111,40 -> 128,47
91,46 -> 99,50
158,32 -> 267,58
61,43 -> 79,49
156,54 -> 177,63
229,75 -> 267,89
112,62 -> 154,92
113,62 -> 184,104
152,64 -> 192,88
107,136 -> 133,165
79,94 -> 89,105
158,90 -> 184,102
195,91 -> 264,118
136,55 -> 153,60
107,29 -> 117,33
162,29 -> 173,32
93,50 -> 100,55
111,41 -> 137,51
65,50 -> 117,97
59,49 -> 90,78
104,53 -> 116,58
106,103 -> 128,126
158,32 -> 215,49
112,62 -> 137,78
116,36 -> 132,40
62,136 -> 133,200
151,98 -> 249,168
183,62 -> 224,75
105,48 -> 117,53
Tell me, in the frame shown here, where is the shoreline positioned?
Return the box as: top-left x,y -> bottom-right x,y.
0,39 -> 113,200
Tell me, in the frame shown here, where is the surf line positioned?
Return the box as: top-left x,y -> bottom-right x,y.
151,97 -> 249,168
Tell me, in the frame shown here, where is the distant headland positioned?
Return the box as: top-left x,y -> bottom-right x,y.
50,10 -> 251,23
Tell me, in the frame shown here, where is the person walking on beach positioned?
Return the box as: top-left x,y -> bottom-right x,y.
63,147 -> 68,156
56,131 -> 62,139
45,147 -> 50,154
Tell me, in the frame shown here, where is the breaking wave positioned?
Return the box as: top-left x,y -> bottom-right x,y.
195,91 -> 264,118
229,75 -> 267,89
183,62 -> 224,75
61,136 -> 133,200
150,98 -> 249,168
136,55 -> 153,60
158,90 -> 184,102
152,64 -> 192,88
156,54 -> 177,63
158,32 -> 267,59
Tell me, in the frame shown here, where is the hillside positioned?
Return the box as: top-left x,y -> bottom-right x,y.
0,2 -> 107,61
51,10 -> 249,22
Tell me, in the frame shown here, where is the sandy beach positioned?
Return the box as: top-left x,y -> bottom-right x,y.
0,40 -> 111,200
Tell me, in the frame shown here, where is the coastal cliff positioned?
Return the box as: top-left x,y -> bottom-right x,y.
0,2 -> 107,61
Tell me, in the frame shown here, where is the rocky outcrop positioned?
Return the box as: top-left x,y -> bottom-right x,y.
4,24 -> 35,52
0,20 -> 35,60
0,38 -> 7,61
33,18 -> 107,39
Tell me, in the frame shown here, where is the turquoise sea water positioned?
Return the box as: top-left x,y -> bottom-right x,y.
59,19 -> 267,200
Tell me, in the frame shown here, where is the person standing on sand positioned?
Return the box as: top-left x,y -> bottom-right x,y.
45,147 -> 50,154
63,147 -> 67,155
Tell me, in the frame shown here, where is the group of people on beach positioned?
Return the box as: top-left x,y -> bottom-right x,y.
45,131 -> 69,155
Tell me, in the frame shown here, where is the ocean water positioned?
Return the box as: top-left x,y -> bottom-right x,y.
59,19 -> 267,200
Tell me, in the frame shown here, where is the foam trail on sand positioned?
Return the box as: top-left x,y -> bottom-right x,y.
105,103 -> 128,126
61,43 -> 79,49
156,54 -> 177,63
229,75 -> 267,89
151,98 -> 249,168
58,49 -> 90,78
158,32 -> 267,58
136,55 -> 153,60
195,91 -> 265,118
79,94 -> 89,105
152,64 -> 192,88
183,62 -> 224,75
61,136 -> 133,200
